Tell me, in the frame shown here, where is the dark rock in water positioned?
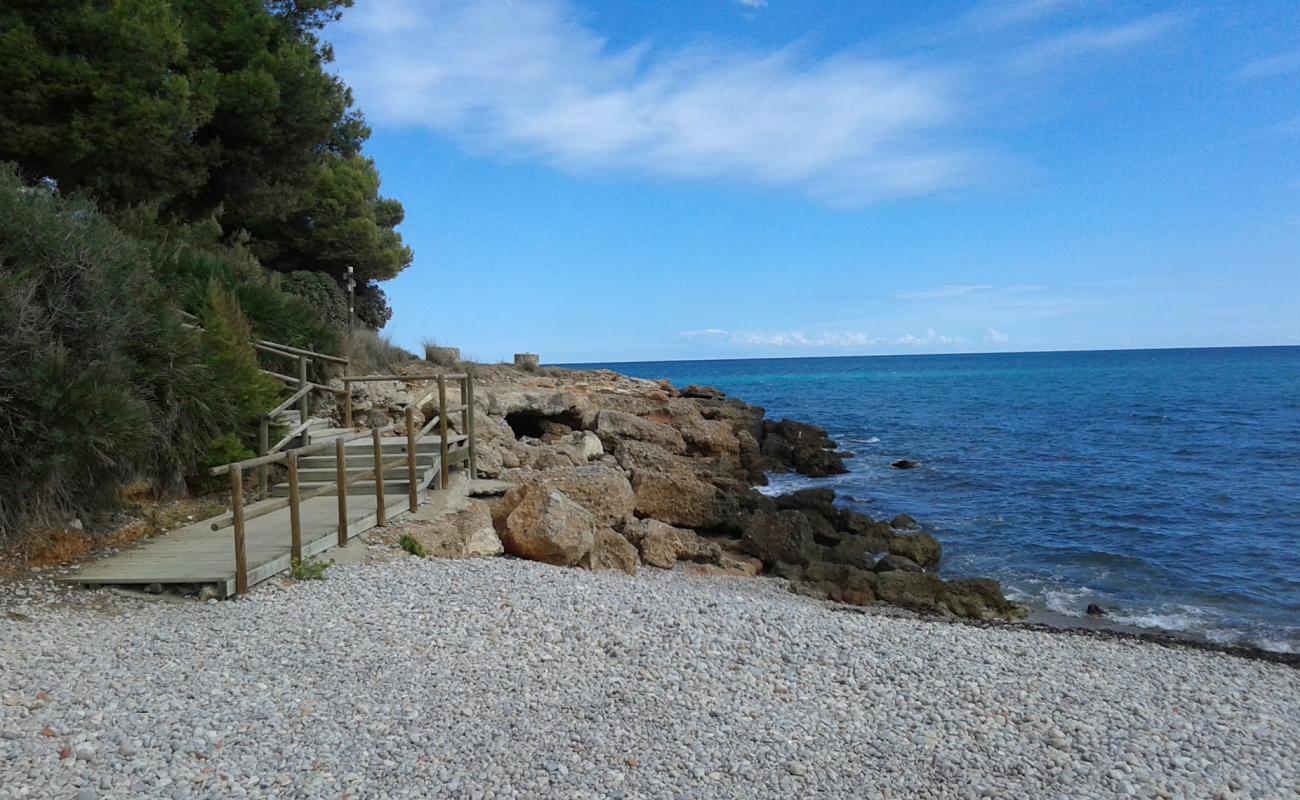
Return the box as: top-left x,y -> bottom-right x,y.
875,572 -> 1027,621
887,532 -> 942,569
760,418 -> 848,477
681,384 -> 727,400
874,554 -> 923,573
836,510 -> 896,552
1087,603 -> 1107,617
890,512 -> 919,530
775,488 -> 837,518
891,459 -> 921,470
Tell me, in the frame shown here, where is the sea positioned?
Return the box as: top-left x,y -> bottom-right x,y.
571,347 -> 1300,653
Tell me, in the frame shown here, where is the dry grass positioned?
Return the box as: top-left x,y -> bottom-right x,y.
1,494 -> 226,573
346,329 -> 418,374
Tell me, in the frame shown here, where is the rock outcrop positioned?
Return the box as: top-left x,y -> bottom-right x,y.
363,357 -> 1023,622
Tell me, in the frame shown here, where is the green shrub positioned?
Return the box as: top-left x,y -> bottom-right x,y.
281,270 -> 349,330
0,165 -> 229,538
290,557 -> 330,581
399,534 -> 427,557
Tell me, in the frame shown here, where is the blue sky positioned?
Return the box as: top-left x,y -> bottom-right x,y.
329,0 -> 1300,363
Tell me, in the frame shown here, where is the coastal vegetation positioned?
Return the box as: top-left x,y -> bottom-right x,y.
0,0 -> 409,542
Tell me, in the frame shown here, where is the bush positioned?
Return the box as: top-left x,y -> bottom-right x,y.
399,534 -> 427,557
290,557 -> 331,580
281,270 -> 349,330
0,165 -> 232,539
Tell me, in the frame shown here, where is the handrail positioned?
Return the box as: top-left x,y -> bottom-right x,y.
261,369 -> 346,395
342,372 -> 464,382
269,418 -> 315,454
214,420 -> 404,476
267,385 -> 312,419
255,338 -> 350,366
215,373 -> 478,597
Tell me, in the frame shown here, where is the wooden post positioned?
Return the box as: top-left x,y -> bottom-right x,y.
257,417 -> 269,499
297,355 -> 310,420
288,452 -> 302,562
406,406 -> 419,512
373,427 -> 387,527
231,466 -> 248,596
343,378 -> 353,428
465,375 -> 477,479
438,375 -> 450,488
336,438 -> 348,547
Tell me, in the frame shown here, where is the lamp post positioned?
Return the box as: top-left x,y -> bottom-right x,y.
346,265 -> 355,334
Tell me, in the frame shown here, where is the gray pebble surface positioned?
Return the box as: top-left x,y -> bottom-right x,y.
1,558 -> 1297,799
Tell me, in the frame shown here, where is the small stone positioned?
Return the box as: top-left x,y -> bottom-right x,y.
786,762 -> 808,777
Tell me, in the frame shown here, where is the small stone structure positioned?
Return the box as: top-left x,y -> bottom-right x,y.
514,353 -> 540,371
425,345 -> 461,366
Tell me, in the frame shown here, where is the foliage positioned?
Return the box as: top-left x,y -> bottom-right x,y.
199,434 -> 255,487
290,557 -> 331,580
281,271 -> 349,330
399,534 -> 427,558
199,283 -> 281,443
0,0 -> 408,327
0,166 -> 232,539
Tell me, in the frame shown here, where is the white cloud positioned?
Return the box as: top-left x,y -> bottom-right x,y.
964,0 -> 1080,31
736,0 -> 767,8
896,284 -> 997,300
1238,50 -> 1300,80
1010,13 -> 1183,73
334,0 -> 979,205
679,327 -> 964,348
985,327 -> 1010,343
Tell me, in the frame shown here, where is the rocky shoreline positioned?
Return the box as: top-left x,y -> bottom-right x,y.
358,361 -> 1026,623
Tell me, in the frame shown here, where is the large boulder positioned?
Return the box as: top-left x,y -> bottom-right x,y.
629,519 -> 722,569
630,467 -> 734,530
583,527 -> 639,575
836,510 -> 897,552
501,486 -> 596,566
402,501 -> 503,559
595,409 -> 687,454
502,465 -> 635,529
614,440 -> 679,474
888,533 -> 942,569
740,510 -> 822,566
873,572 -> 1025,621
786,562 -> 877,606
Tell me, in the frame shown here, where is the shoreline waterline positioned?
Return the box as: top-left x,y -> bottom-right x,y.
575,347 -> 1300,655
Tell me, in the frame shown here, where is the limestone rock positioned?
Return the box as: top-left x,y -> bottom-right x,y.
501,486 -> 596,566
760,418 -> 847,477
403,501 -> 504,559
583,527 -> 639,575
503,465 -> 635,529
630,468 -> 732,530
740,510 -> 822,566
873,554 -> 923,573
890,512 -> 920,530
595,409 -> 687,454
888,532 -> 942,569
631,519 -> 722,569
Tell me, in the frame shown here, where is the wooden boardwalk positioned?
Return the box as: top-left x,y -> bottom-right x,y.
59,490 -> 423,598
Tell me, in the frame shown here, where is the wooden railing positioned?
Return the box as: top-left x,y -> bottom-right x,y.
207,372 -> 479,596
342,372 -> 476,486
253,341 -> 350,498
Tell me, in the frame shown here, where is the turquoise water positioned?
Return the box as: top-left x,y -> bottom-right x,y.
573,347 -> 1300,652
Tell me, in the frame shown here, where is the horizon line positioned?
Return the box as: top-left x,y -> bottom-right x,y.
554,342 -> 1300,367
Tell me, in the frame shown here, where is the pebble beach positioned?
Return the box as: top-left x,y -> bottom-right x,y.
2,556 -> 1296,799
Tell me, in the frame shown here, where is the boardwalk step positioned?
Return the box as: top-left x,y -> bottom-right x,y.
270,479 -> 423,497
